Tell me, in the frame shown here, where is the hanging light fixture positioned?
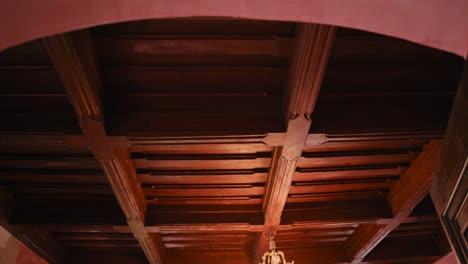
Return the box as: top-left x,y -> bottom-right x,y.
258,233 -> 294,264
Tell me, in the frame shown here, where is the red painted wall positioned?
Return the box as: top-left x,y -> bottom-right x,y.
16,244 -> 47,264
1,0 -> 467,56
0,227 -> 46,264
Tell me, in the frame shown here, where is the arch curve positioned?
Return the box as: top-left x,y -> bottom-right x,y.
1,0 -> 467,57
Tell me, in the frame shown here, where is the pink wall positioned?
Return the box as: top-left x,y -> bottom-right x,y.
0,227 -> 47,264
1,0 -> 467,57
435,252 -> 458,264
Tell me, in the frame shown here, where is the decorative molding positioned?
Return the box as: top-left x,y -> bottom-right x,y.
286,24 -> 336,119
126,133 -> 286,147
146,224 -> 264,234
43,30 -> 102,122
263,156 -> 298,225
254,23 -> 336,264
100,148 -> 147,222
44,31 -> 163,264
306,132 -> 443,145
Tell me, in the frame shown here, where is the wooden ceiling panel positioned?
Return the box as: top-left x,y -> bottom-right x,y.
363,236 -> 442,263
281,197 -> 393,225
93,19 -> 293,136
135,142 -> 270,226
146,207 -> 264,225
165,250 -> 251,264
0,148 -> 108,199
275,226 -> 356,249
11,197 -> 127,226
57,233 -> 140,249
291,139 -> 433,207
134,144 -> 271,205
310,28 -> 464,134
66,248 -> 149,264
131,142 -> 273,155
160,231 -> 256,251
0,40 -> 81,133
330,28 -> 463,66
0,40 -> 52,66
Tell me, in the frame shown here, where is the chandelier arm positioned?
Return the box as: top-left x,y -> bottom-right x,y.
258,239 -> 295,264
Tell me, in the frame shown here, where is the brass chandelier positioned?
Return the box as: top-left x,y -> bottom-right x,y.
258,234 -> 294,264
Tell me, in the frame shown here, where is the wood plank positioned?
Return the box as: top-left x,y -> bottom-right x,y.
253,23 -> 336,263
286,191 -> 385,203
293,167 -> 401,182
12,224 -> 132,234
161,234 -> 249,242
0,155 -> 100,170
144,186 -> 265,198
148,198 -> 263,206
44,30 -> 163,264
139,173 -> 267,185
54,234 -> 137,241
6,184 -> 112,196
390,140 -> 443,215
128,133 -> 285,147
297,153 -> 411,168
0,172 -> 107,184
133,158 -> 271,170
147,224 -> 263,234
289,180 -> 394,194
146,211 -> 264,225
130,142 -> 275,154
305,132 -> 441,148
94,37 -> 293,56
102,66 -> 287,85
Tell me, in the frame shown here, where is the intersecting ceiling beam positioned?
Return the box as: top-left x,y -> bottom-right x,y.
253,23 -> 336,263
344,140 -> 443,263
0,131 -> 442,152
44,30 -> 164,264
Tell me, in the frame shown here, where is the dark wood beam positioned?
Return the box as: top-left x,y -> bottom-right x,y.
253,23 -> 336,263
389,140 -> 443,216
44,31 -> 164,264
146,224 -> 264,234
0,131 -> 441,151
306,132 -> 443,146
94,37 -> 293,56
126,133 -> 286,147
344,140 -> 443,263
13,224 -> 133,234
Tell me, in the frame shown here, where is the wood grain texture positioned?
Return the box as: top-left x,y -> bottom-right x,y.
43,31 -> 102,121
345,140 -> 443,263
44,30 -> 163,263
254,23 -> 336,263
0,18 -> 462,263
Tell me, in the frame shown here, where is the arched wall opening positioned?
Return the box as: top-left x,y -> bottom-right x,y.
1,0 -> 467,57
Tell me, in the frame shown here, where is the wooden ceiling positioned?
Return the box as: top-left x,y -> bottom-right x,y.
0,18 -> 464,264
